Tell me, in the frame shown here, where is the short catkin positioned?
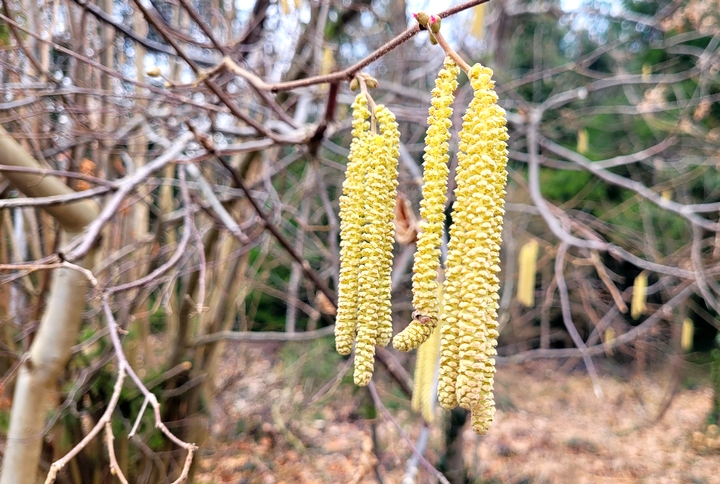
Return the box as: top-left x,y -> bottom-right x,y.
631,272 -> 647,320
394,57 -> 460,352
681,318 -> 694,352
437,63 -> 509,435
517,239 -> 539,307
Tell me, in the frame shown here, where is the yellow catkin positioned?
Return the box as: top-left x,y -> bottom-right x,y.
642,63 -> 652,81
335,94 -> 371,356
681,318 -> 694,352
471,4 -> 486,39
438,63 -> 508,436
320,48 -> 334,76
412,317 -> 442,423
517,239 -> 539,307
604,327 -> 615,355
352,134 -> 385,385
577,128 -> 589,154
353,105 -> 400,385
279,0 -> 290,15
395,57 -> 460,352
374,105 -> 400,349
631,272 -> 647,320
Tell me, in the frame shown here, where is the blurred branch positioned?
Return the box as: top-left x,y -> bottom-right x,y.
501,283 -> 696,364
192,325 -> 336,346
555,242 -> 603,398
206,0 -> 492,92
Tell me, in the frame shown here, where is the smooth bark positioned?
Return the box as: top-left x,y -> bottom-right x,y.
0,126 -> 99,484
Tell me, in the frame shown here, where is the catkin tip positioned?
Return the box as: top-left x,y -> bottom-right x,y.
393,320 -> 435,352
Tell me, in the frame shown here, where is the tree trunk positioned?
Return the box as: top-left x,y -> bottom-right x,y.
442,408 -> 468,484
0,126 -> 99,484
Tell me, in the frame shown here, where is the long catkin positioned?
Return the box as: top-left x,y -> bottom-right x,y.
394,56 -> 460,352
438,63 -> 509,435
346,103 -> 400,386
335,94 -> 371,356
375,106 -> 400,349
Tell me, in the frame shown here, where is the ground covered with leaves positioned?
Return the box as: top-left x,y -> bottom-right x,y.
196,341 -> 719,483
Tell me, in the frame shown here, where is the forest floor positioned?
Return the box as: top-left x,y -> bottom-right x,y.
195,340 -> 719,483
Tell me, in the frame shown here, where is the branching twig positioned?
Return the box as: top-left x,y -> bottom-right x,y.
201,0 -> 491,92
104,422 -> 130,484
555,242 -> 604,398
44,367 -> 127,483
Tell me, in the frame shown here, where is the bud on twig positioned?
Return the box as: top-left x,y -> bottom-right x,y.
413,11 -> 430,28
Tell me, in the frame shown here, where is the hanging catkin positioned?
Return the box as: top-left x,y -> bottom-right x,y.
437,62 -> 509,435
681,318 -> 694,352
517,239 -> 539,307
374,105 -> 400,349
394,56 -> 460,352
335,95 -> 400,387
631,272 -> 647,320
412,316 -> 442,423
335,94 -> 371,356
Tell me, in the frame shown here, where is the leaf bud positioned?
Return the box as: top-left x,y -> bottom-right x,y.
429,15 -> 442,33
414,11 -> 430,28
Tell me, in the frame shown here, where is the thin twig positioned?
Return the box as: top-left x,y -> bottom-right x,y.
555,242 -> 603,398
192,325 -> 335,346
368,382 -> 450,484
500,283 -> 695,363
44,367 -> 127,483
213,0 -> 491,92
431,30 -> 470,74
105,422 -> 130,484
65,131 -> 194,262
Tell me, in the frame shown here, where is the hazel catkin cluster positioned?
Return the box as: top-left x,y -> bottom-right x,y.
335,55 -> 509,438
335,93 -> 400,386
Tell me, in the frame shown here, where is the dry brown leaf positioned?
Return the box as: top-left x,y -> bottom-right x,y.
315,291 -> 336,316
76,158 -> 96,191
394,193 -> 418,245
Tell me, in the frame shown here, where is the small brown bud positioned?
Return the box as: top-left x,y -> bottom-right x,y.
146,66 -> 162,77
412,311 -> 432,324
350,78 -> 360,91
